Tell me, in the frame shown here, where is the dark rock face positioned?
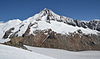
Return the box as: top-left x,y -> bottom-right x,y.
3,28 -> 14,39
4,29 -> 100,51
67,20 -> 100,32
86,20 -> 100,31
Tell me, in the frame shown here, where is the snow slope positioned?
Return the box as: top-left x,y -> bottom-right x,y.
25,45 -> 100,59
34,20 -> 98,34
0,44 -> 55,59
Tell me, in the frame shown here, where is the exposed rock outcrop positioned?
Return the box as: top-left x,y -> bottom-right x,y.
4,29 -> 100,51
3,28 -> 14,39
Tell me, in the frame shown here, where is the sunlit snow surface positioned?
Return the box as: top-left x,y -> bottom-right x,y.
36,20 -> 98,34
25,45 -> 100,59
0,44 -> 55,59
0,44 -> 100,59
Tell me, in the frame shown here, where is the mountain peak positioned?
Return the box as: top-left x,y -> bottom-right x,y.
30,8 -> 61,22
43,8 -> 51,11
40,8 -> 55,16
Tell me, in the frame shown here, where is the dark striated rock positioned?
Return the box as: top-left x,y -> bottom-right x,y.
67,20 -> 100,32
3,28 -> 14,39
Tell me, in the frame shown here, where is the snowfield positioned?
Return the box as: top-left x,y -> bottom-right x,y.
0,44 -> 55,59
25,45 -> 100,59
0,42 -> 100,59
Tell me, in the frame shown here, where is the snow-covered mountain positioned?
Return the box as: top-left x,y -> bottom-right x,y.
0,8 -> 100,51
0,8 -> 99,40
